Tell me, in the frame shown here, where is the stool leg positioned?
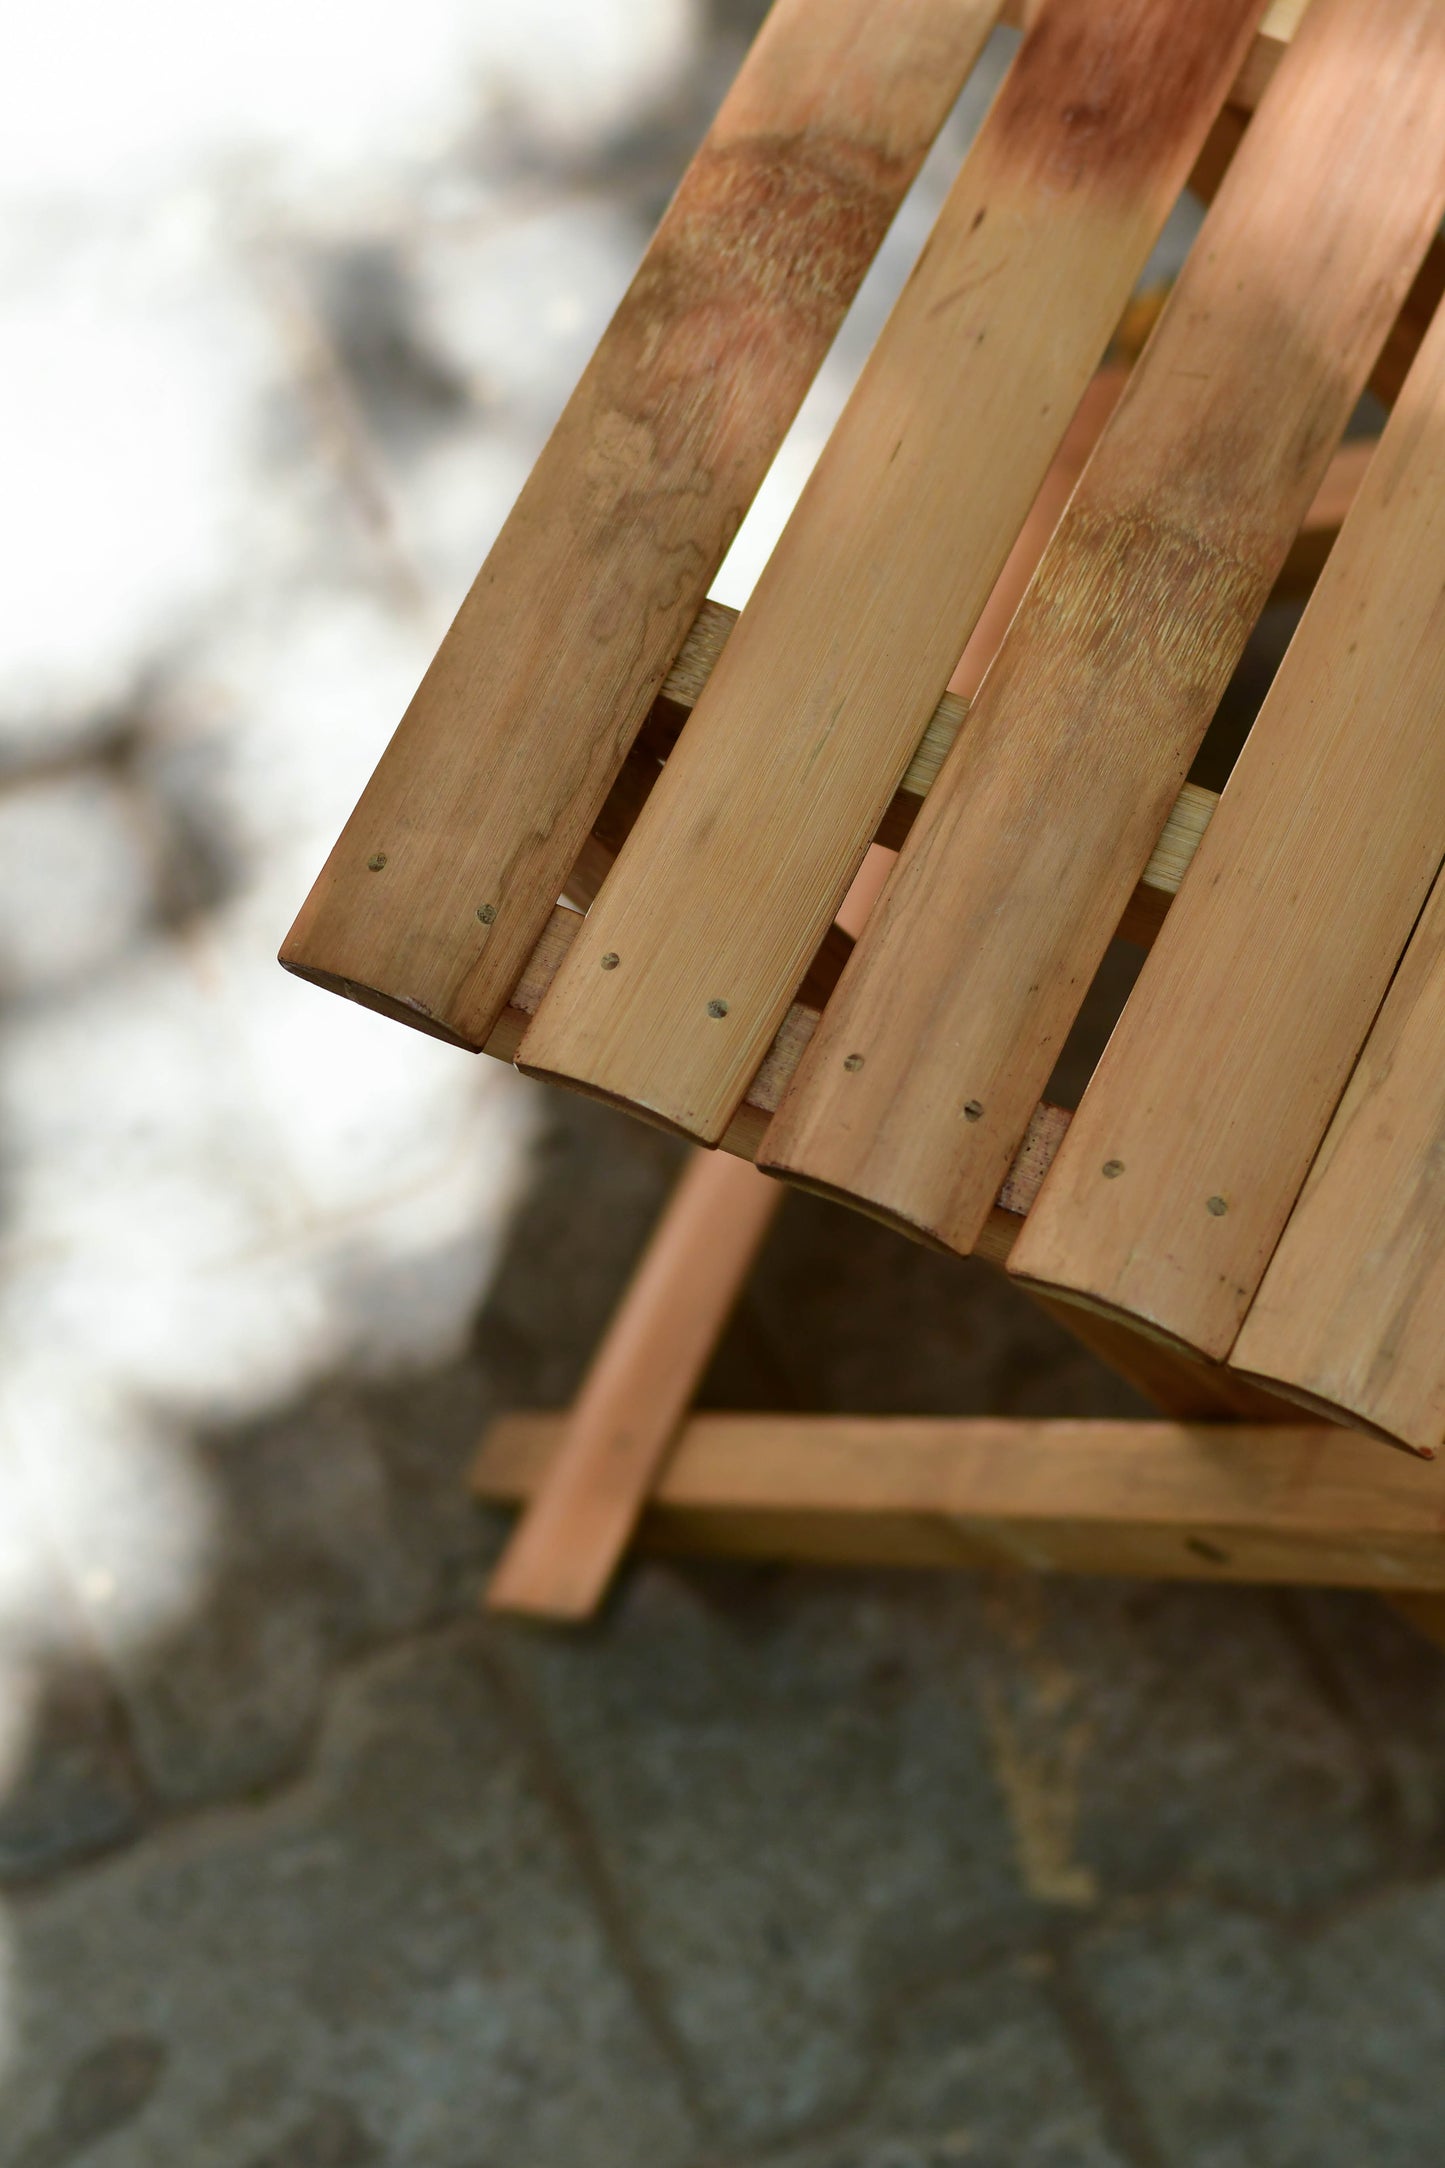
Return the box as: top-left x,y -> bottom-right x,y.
485,1147 -> 783,1619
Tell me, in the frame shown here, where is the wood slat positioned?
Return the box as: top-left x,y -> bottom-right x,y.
279,0 -> 1004,1048
1232,863 -> 1445,1457
517,0 -> 1267,1140
761,0 -> 1445,1253
484,843 -> 896,1620
472,1413 -> 1445,1589
485,1151 -> 783,1618
590,428 -> 1364,878
1009,298 -> 1445,1358
1003,0 -> 1305,100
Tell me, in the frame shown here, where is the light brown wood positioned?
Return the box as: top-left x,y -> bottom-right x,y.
1010,301 -> 1445,1359
1003,0 -> 1305,100
473,1412 -> 1445,1589
594,428 -> 1363,886
485,1150 -> 782,1618
761,0 -> 1445,1255
1232,862 -> 1445,1458
1271,435 -> 1373,594
279,0 -> 1004,1048
484,845 -> 896,1619
947,367 -> 1129,702
518,0 -> 1267,1142
1027,1291 -> 1308,1423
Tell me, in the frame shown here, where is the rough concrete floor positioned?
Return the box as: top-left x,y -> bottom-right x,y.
6,1 -> 1445,2162
8,1086 -> 1445,2168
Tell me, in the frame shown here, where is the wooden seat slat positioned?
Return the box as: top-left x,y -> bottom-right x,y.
1009,295 -> 1445,1358
278,0 -> 1004,1048
760,0 -> 1445,1256
515,0 -> 1266,1140
1232,866 -> 1445,1457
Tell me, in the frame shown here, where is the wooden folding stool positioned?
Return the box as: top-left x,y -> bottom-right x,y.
281,0 -> 1445,1632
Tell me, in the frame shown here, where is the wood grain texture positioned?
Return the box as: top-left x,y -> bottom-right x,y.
1010,301 -> 1445,1358
517,0 -> 1267,1141
485,1150 -> 783,1618
473,1412 -> 1445,1589
1232,864 -> 1445,1457
762,0 -> 1445,1254
483,845 -> 895,1620
590,425 -> 1360,879
279,0 -> 1003,1047
1003,0 -> 1305,100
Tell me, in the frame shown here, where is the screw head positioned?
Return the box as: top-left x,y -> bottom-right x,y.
1206,1194 -> 1228,1217
600,952 -> 619,971
706,998 -> 729,1019
367,852 -> 387,871
1102,1159 -> 1125,1179
476,903 -> 497,925
843,1052 -> 865,1073
963,1099 -> 984,1122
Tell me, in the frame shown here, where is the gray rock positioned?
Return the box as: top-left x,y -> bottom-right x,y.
0,1629 -> 696,2168
493,1562 -> 1033,2148
1077,1884 -> 1445,2168
760,1966 -> 1132,2167
0,1448 -> 144,1884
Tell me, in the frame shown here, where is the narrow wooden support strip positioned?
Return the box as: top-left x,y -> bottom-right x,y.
485,1152 -> 782,1619
279,0 -> 1004,1048
1232,863 -> 1445,1458
518,0 -> 1267,1142
472,1413 -> 1445,1589
1010,298 -> 1445,1361
762,0 -> 1445,1254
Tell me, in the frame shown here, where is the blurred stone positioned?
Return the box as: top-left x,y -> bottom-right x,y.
0,1632 -> 696,2168
0,773 -> 155,999
768,1968 -> 1128,2168
494,1561 -> 1032,2147
0,1445 -> 144,1885
987,1578 -> 1384,1912
1078,1887 -> 1445,2167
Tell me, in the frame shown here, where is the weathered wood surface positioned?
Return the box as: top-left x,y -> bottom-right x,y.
1011,296 -> 1445,1360
517,0 -> 1267,1141
590,425 -> 1364,877
1004,0 -> 1304,100
280,0 -> 1003,1047
761,0 -> 1445,1255
1233,863 -> 1445,1458
473,1413 -> 1445,1589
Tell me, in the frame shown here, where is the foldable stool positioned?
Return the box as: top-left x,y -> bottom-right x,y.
281,0 -> 1445,1637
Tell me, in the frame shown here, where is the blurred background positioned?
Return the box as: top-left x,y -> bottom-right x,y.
4,2 -> 1445,2161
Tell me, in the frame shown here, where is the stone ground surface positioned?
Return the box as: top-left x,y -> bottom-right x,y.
5,3 -> 1445,2163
